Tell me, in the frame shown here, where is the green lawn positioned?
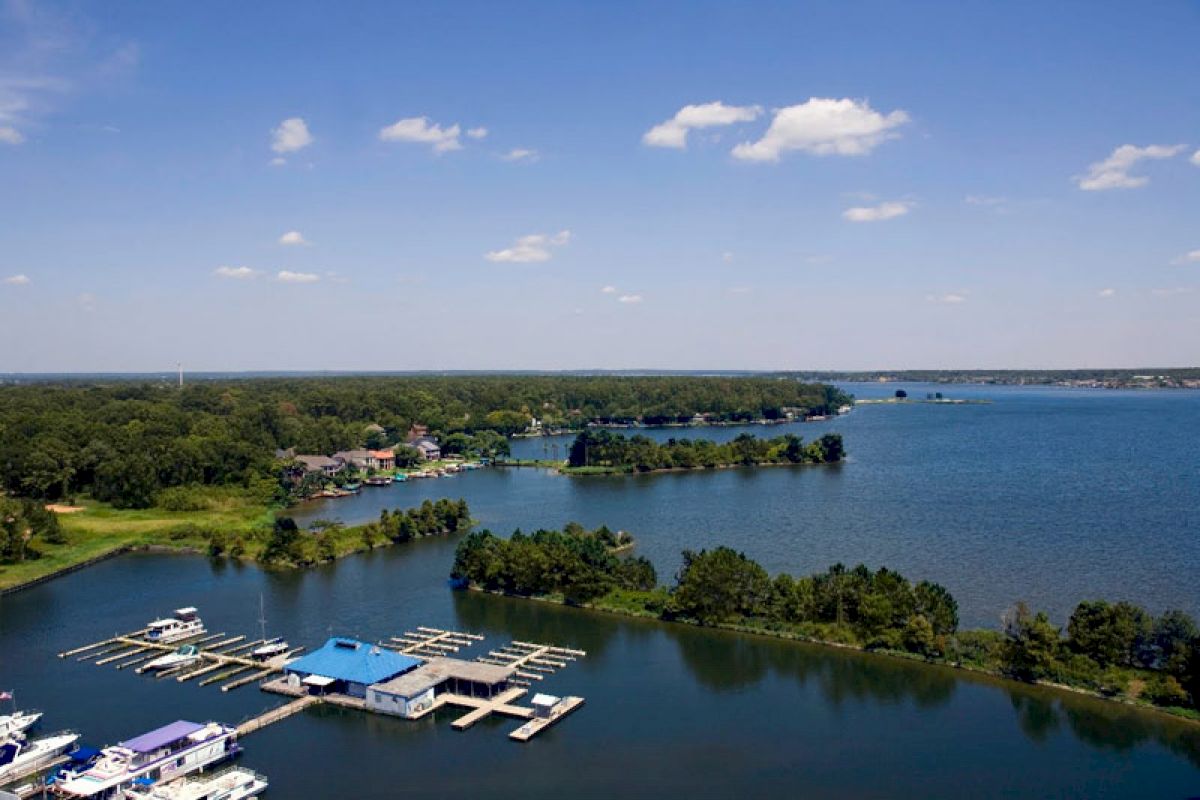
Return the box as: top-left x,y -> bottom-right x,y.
0,496 -> 274,592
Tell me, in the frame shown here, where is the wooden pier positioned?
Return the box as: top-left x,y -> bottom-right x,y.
236,696 -> 320,736
509,697 -> 585,742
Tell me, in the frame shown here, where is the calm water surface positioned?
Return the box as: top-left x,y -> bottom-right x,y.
2,383 -> 1199,798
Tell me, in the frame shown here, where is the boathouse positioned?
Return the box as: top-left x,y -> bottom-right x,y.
365,657 -> 516,718
283,637 -> 421,698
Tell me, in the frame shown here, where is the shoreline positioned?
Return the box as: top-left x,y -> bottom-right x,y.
461,586 -> 1200,727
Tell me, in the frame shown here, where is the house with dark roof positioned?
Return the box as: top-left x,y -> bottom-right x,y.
410,437 -> 441,461
294,455 -> 344,476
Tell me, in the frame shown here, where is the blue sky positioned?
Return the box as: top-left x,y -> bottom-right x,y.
2,0 -> 1198,372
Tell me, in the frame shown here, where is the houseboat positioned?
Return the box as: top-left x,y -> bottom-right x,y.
144,609 -> 205,645
53,721 -> 239,799
123,767 -> 268,800
0,730 -> 80,784
0,709 -> 42,739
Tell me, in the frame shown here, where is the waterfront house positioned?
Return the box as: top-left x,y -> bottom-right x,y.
366,657 -> 515,718
368,449 -> 395,471
294,455 -> 344,477
405,424 -> 429,443
410,437 -> 441,461
283,638 -> 422,699
332,449 -> 372,471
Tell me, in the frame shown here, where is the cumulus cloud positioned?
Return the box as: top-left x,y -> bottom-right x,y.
501,148 -> 538,162
1170,249 -> 1200,265
466,127 -> 488,139
379,116 -> 466,153
843,200 -> 911,222
1192,150 -> 1200,167
271,117 -> 313,154
213,266 -> 259,279
926,292 -> 967,304
0,126 -> 24,144
643,101 -> 762,149
485,230 -> 571,263
732,98 -> 909,162
1075,144 -> 1186,191
3,273 -> 31,285
278,230 -> 309,246
1097,288 -> 1116,297
600,285 -> 617,294
276,270 -> 319,283
617,294 -> 644,304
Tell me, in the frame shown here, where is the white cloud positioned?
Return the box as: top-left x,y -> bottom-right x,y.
643,101 -> 762,149
600,285 -> 617,294
466,127 -> 488,139
1170,249 -> 1200,265
0,126 -> 24,144
1075,144 -> 1186,191
1097,288 -> 1116,298
278,230 -> 309,247
618,294 -> 644,304
926,292 -> 967,304
3,273 -> 31,285
501,148 -> 538,162
213,266 -> 259,280
276,270 -> 319,283
485,230 -> 571,263
270,117 -> 313,154
843,200 -> 911,222
269,157 -> 287,167
732,97 -> 909,162
1191,150 -> 1200,167
378,116 -> 464,153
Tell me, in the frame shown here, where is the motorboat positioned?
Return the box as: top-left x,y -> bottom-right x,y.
0,709 -> 42,739
0,730 -> 80,784
144,609 -> 205,644
53,721 -> 239,798
123,767 -> 268,800
140,645 -> 201,673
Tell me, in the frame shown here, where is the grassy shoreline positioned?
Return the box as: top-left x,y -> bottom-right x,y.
461,585 -> 1200,726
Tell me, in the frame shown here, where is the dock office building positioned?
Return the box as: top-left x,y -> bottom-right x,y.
284,638 -> 422,698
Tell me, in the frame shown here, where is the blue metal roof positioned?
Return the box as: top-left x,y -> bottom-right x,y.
285,637 -> 421,686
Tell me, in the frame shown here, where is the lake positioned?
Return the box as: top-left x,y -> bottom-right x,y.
2,383 -> 1198,797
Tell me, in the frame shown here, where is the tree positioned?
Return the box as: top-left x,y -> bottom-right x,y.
1001,602 -> 1061,681
914,581 -> 959,636
672,547 -> 772,625
903,614 -> 937,657
1067,600 -> 1151,668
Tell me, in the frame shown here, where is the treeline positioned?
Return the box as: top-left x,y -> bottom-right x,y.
453,540 -> 1200,713
995,600 -> 1199,708
451,523 -> 656,604
566,430 -> 845,471
212,498 -> 473,566
0,375 -> 847,508
0,498 -> 64,563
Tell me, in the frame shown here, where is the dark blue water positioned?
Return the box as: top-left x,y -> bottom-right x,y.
294,383 -> 1200,627
2,384 -> 1198,797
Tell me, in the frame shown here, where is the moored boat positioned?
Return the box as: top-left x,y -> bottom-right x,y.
144,609 -> 205,645
250,595 -> 289,662
140,645 -> 201,673
0,730 -> 80,784
53,721 -> 239,798
0,709 -> 42,739
123,766 -> 268,800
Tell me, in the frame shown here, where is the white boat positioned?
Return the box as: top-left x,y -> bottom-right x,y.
123,767 -> 268,800
145,609 -> 205,645
53,721 -> 239,799
0,710 -> 42,739
0,731 -> 79,783
140,645 -> 201,673
249,596 -> 288,662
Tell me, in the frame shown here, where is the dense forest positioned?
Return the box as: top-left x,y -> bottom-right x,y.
566,430 -> 845,472
452,539 -> 1200,713
0,375 -> 847,508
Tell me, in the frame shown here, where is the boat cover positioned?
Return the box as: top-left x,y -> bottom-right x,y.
120,721 -> 204,753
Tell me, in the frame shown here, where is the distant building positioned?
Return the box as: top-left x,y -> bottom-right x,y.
366,657 -> 515,718
411,437 -> 441,461
333,449 -> 372,470
284,637 -> 422,699
369,449 -> 395,471
405,424 -> 429,443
